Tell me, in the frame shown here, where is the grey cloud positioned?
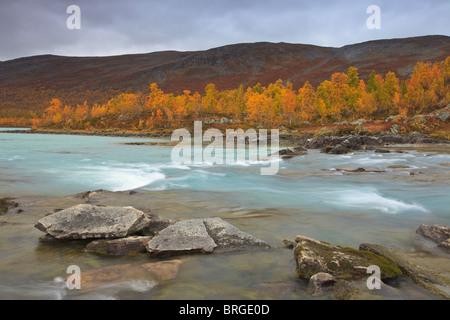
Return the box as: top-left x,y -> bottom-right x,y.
0,0 -> 448,61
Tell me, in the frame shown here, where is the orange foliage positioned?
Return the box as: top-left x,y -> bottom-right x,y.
11,56 -> 446,131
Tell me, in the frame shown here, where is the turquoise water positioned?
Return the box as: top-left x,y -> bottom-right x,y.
1,132 -> 449,220
0,131 -> 449,299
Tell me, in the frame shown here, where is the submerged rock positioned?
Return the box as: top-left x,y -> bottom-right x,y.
78,259 -> 186,291
416,224 -> 450,245
335,167 -> 385,173
146,217 -> 271,257
359,243 -> 450,299
294,235 -> 402,281
414,224 -> 450,258
72,189 -> 108,203
35,204 -> 150,240
307,272 -> 336,297
331,278 -> 400,300
278,146 -> 307,159
0,198 -> 19,215
85,236 -> 152,256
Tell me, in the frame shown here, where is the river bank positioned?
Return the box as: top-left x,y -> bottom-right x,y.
2,127 -> 449,150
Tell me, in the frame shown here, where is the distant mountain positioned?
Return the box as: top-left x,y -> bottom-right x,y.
0,35 -> 449,114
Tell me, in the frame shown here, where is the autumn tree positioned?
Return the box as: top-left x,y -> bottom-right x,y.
43,98 -> 63,126
297,81 -> 317,123
202,83 -> 220,115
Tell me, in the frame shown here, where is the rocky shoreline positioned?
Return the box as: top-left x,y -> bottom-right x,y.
283,132 -> 449,155
3,128 -> 449,150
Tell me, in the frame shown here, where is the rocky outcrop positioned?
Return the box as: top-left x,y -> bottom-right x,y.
297,133 -> 447,155
359,243 -> 450,299
146,217 -> 271,257
302,135 -> 380,154
35,204 -> 150,240
294,235 -> 402,281
85,236 -> 152,256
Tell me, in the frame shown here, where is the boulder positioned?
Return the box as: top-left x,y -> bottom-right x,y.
146,219 -> 217,257
146,217 -> 271,257
220,117 -> 229,124
359,243 -> 450,299
278,146 -> 307,159
85,236 -> 152,256
35,204 -> 150,240
307,272 -> 336,297
202,217 -> 271,253
294,235 -> 402,281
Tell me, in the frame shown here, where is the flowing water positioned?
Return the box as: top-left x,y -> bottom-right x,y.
0,129 -> 449,300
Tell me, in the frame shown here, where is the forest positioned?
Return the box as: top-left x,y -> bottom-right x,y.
1,57 -> 449,132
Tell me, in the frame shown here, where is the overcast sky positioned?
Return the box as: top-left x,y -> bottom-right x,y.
0,0 -> 449,61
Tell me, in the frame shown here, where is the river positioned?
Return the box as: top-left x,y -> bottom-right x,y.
0,129 -> 449,299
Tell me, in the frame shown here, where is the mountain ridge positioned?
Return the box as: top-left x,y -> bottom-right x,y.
1,35 -> 449,117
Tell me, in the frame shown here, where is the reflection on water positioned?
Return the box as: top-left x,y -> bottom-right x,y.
0,131 -> 449,299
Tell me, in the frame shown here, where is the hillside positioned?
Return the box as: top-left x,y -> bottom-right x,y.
0,35 -> 449,118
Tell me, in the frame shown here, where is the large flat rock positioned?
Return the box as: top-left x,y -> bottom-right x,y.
35,204 -> 149,240
203,217 -> 271,253
146,219 -> 217,257
146,217 -> 271,257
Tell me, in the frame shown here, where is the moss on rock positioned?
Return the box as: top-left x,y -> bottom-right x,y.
294,235 -> 402,281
